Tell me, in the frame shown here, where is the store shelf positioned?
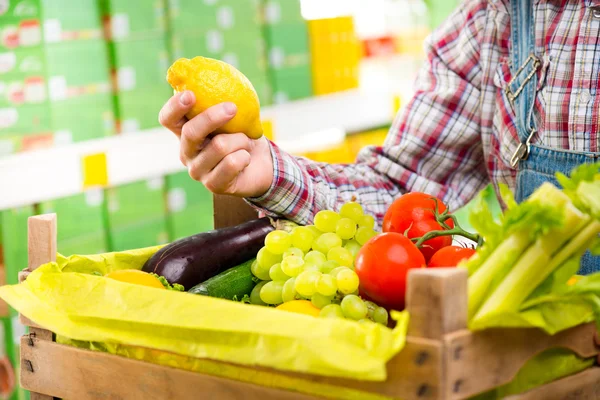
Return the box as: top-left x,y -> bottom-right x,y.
0,89 -> 397,210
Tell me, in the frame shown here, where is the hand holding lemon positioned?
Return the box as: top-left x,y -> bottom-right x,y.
159,56 -> 273,198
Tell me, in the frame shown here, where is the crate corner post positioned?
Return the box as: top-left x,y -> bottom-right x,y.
213,194 -> 259,229
19,213 -> 57,400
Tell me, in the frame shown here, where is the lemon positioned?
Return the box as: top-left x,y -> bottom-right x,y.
276,300 -> 321,317
167,56 -> 263,139
105,269 -> 166,290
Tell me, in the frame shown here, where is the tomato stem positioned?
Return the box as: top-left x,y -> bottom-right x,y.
412,198 -> 482,248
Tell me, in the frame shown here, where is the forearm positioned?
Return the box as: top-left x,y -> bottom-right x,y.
246,142 -> 400,227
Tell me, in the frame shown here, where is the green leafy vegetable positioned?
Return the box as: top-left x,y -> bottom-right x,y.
150,273 -> 185,292
465,162 -> 600,333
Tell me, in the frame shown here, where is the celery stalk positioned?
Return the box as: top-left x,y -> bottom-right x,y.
472,212 -> 595,325
467,230 -> 531,318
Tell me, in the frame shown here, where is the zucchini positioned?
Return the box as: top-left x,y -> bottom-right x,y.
188,259 -> 257,300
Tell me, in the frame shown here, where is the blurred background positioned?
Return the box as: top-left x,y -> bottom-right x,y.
0,0 -> 497,398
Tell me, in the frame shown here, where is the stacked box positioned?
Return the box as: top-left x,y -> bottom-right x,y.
0,0 -> 115,156
165,171 -> 213,241
261,0 -> 312,104
105,178 -> 169,251
168,0 -> 273,106
101,0 -> 172,133
308,17 -> 361,95
0,207 -> 33,400
38,190 -> 108,256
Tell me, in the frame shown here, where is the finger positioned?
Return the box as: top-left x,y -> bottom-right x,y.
201,149 -> 251,194
188,133 -> 253,179
158,91 -> 195,135
180,102 -> 237,161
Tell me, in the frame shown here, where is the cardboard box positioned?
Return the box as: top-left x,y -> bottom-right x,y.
168,0 -> 262,36
38,190 -> 106,242
0,0 -> 103,51
58,230 -> 108,256
110,37 -> 170,92
50,92 -> 116,143
116,85 -> 171,133
105,178 -> 166,229
100,0 -> 167,41
166,171 -> 213,240
261,0 -> 304,26
109,218 -> 169,252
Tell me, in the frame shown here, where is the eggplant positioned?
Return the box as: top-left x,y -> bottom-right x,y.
142,218 -> 275,290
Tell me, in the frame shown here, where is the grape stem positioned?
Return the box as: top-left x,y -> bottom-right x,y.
411,198 -> 482,248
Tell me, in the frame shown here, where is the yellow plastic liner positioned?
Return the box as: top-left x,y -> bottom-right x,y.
0,249 -> 408,382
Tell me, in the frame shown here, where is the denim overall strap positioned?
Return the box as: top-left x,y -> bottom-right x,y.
508,0 -> 541,168
509,1 -> 600,273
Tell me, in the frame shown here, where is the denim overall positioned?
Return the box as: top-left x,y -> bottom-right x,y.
508,0 -> 600,274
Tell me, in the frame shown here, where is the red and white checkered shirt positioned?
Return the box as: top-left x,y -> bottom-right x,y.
249,0 -> 600,227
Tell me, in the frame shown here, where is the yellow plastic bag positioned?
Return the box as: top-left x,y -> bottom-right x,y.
0,249 -> 408,382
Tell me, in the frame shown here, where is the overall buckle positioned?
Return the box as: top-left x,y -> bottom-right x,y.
510,129 -> 537,168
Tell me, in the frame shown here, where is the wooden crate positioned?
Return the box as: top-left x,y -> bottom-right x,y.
16,196 -> 600,400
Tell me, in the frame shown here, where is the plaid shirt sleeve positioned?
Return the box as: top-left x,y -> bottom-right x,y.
247,0 -> 490,227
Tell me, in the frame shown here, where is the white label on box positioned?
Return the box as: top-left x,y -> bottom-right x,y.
264,2 -> 281,24
0,108 -> 18,129
13,2 -> 38,17
222,52 -> 239,69
44,19 -> 62,43
111,14 -> 130,40
121,119 -> 140,133
274,92 -> 289,105
206,30 -> 224,53
147,177 -> 165,191
108,196 -> 119,213
217,6 -> 234,29
168,188 -> 187,212
118,66 -> 136,91
0,52 -> 16,74
0,0 -> 9,16
0,138 -> 14,155
24,79 -> 46,103
11,316 -> 26,345
19,22 -> 41,47
269,47 -> 285,69
85,188 -> 104,207
54,130 -> 73,146
49,76 -> 67,101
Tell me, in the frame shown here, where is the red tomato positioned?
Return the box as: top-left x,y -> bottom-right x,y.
427,246 -> 476,268
355,232 -> 426,311
382,192 -> 454,262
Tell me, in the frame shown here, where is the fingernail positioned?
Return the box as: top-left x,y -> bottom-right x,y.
180,91 -> 193,106
223,102 -> 237,115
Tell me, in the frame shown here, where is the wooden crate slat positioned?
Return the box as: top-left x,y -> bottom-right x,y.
505,367 -> 600,400
444,322 -> 600,399
20,337 -> 325,400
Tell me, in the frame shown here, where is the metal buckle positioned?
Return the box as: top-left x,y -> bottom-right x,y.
592,7 -> 600,19
505,55 -> 541,104
510,129 -> 537,168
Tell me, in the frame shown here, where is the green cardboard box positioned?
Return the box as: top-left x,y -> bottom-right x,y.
168,0 -> 262,36
109,217 -> 169,252
166,171 -> 213,240
44,40 -> 112,96
100,0 -> 167,41
0,47 -> 45,80
110,37 -> 170,92
270,68 -> 311,104
252,76 -> 273,106
106,178 -> 166,229
0,0 -> 103,51
51,93 -> 116,143
58,230 -> 108,256
38,190 -> 106,242
0,103 -> 51,135
261,0 -> 304,26
264,23 -> 310,70
0,207 -> 34,286
116,85 -> 171,133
